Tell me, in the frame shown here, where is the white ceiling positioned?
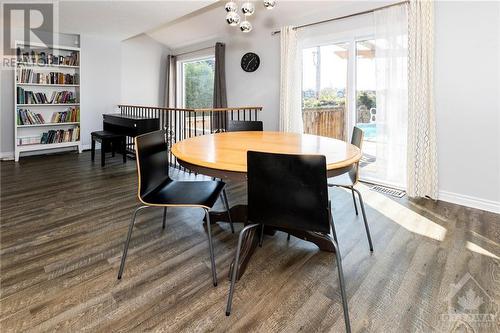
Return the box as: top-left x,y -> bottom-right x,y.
146,1 -> 395,50
57,0 -> 217,40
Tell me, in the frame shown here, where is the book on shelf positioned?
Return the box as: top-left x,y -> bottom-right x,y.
17,109 -> 46,125
39,128 -> 80,144
50,107 -> 80,123
16,107 -> 79,125
16,68 -> 79,85
16,47 -> 79,66
16,87 -> 78,104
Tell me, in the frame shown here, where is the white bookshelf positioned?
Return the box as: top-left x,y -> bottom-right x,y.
14,41 -> 81,162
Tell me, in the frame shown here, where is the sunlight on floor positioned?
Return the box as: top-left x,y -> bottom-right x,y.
466,241 -> 499,260
356,183 -> 447,242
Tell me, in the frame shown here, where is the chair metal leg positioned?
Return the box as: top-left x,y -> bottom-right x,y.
350,187 -> 359,215
287,233 -> 291,241
204,209 -> 218,287
226,223 -> 260,316
352,188 -> 373,252
331,236 -> 351,333
221,189 -> 234,234
328,201 -> 338,245
117,205 -> 149,279
162,207 -> 167,229
328,206 -> 351,333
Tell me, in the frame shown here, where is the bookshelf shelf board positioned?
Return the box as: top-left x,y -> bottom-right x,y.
18,122 -> 80,128
17,62 -> 79,69
17,141 -> 80,152
17,83 -> 79,87
17,103 -> 80,107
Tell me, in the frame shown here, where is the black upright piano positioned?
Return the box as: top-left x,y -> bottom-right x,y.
103,113 -> 160,153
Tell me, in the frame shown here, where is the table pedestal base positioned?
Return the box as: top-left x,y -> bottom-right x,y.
208,205 -> 335,280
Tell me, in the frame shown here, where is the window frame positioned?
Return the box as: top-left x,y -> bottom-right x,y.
300,33 -> 375,142
176,54 -> 216,109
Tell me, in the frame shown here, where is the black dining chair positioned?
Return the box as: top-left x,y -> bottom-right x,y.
211,120 -> 263,233
225,151 -> 352,333
227,120 -> 263,132
117,130 -> 232,287
328,126 -> 373,252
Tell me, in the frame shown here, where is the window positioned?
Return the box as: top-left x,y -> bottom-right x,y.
355,39 -> 377,177
302,43 -> 348,140
178,56 -> 215,109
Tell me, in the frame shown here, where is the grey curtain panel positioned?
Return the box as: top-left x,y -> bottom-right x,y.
213,42 -> 227,131
164,55 -> 177,108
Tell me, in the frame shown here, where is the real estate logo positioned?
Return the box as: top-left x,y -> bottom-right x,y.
441,272 -> 498,330
1,2 -> 57,68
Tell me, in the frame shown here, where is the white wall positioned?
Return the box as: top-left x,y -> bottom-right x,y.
120,34 -> 170,107
434,1 -> 500,210
80,35 -> 122,148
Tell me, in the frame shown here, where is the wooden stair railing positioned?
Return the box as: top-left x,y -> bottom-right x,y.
117,105 -> 262,169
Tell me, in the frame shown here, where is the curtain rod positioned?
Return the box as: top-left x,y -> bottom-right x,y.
173,45 -> 215,57
271,0 -> 409,35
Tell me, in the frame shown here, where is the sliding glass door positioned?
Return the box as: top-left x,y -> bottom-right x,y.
355,40 -> 377,179
302,43 -> 348,140
301,37 -> 407,188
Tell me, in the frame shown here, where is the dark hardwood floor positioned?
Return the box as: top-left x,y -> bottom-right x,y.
1,152 -> 499,332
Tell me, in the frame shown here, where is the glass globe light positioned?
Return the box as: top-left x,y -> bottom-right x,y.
240,20 -> 253,33
226,12 -> 241,26
225,1 -> 237,12
241,2 -> 255,16
263,0 -> 276,10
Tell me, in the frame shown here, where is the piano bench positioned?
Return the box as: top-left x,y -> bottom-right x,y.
91,131 -> 127,167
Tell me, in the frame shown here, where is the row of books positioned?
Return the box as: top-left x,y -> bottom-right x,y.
17,69 -> 79,85
17,128 -> 80,146
51,107 -> 80,123
41,128 -> 80,144
17,109 -> 45,125
17,107 -> 80,125
17,87 -> 78,104
17,48 -> 79,66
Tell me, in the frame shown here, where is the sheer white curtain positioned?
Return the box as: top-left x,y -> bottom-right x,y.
374,4 -> 409,188
407,0 -> 438,198
279,26 -> 303,133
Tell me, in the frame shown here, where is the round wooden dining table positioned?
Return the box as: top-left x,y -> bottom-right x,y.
171,131 -> 362,279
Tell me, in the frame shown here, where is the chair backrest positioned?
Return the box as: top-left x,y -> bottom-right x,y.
351,126 -> 364,149
227,120 -> 263,132
135,130 -> 170,199
350,126 -> 364,184
247,151 -> 330,233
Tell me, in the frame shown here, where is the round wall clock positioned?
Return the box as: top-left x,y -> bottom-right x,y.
241,52 -> 260,72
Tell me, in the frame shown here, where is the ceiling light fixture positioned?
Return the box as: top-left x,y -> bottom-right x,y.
225,0 -> 276,33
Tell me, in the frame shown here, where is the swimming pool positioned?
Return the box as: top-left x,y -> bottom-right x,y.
356,123 -> 376,140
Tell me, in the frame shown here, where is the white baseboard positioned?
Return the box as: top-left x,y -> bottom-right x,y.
438,190 -> 500,214
0,151 -> 14,160
1,144 -> 95,161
